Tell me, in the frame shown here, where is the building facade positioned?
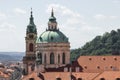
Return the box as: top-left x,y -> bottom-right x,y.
23,10 -> 37,75
36,9 -> 70,72
23,9 -> 70,75
22,9 -> 120,80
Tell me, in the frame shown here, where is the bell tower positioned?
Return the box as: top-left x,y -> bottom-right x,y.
23,9 -> 37,75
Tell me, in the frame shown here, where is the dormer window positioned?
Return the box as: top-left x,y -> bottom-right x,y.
102,57 -> 106,60
97,66 -> 100,69
40,37 -> 42,41
89,57 -> 92,60
114,57 -> 117,61
51,36 -> 53,41
110,66 -> 113,69
84,66 -> 87,69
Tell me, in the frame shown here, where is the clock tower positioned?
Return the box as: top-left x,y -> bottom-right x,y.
23,9 -> 37,75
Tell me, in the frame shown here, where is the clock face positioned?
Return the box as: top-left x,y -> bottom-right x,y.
29,35 -> 34,39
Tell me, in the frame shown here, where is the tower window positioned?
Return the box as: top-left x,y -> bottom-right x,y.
38,53 -> 42,64
29,43 -> 33,52
29,35 -> 34,39
62,53 -> 65,64
58,54 -> 60,64
44,54 -> 46,64
51,26 -> 53,29
50,53 -> 54,64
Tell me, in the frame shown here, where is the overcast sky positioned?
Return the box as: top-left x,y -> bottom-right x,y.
0,0 -> 120,52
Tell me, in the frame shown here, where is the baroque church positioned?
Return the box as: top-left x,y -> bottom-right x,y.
23,9 -> 70,75
22,9 -> 120,80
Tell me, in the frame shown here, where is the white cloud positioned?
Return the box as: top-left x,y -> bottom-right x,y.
47,4 -> 83,18
0,12 -> 7,20
94,14 -> 118,20
46,4 -> 93,48
113,0 -> 120,3
109,16 -> 117,19
47,4 -> 85,28
94,14 -> 107,20
14,8 -> 26,14
46,4 -> 119,49
0,22 -> 16,31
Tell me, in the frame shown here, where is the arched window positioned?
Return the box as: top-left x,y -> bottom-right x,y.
38,53 -> 42,64
44,54 -> 46,64
50,53 -> 54,64
78,78 -> 82,80
100,78 -> 105,80
62,53 -> 65,64
56,78 -> 61,80
58,54 -> 60,64
116,78 -> 120,80
29,43 -> 33,52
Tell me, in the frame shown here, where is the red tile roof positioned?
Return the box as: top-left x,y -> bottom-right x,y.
94,71 -> 120,80
77,56 -> 120,72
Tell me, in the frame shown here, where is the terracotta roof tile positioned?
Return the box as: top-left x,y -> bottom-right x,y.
77,56 -> 120,72
94,71 -> 120,80
22,72 -> 42,80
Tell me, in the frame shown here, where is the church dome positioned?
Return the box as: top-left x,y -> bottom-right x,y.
36,30 -> 68,43
37,9 -> 69,43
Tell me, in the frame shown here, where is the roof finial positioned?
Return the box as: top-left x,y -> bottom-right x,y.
30,8 -> 33,17
29,8 -> 34,24
51,8 -> 54,17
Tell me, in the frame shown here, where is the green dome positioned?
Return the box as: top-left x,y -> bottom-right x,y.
37,30 -> 68,43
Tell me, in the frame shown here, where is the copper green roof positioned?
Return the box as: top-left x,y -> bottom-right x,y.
36,30 -> 68,43
48,8 -> 56,23
26,10 -> 37,34
37,9 -> 68,43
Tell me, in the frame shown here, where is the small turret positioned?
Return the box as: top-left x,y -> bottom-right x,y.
48,9 -> 58,31
27,8 -> 37,34
23,8 -> 37,75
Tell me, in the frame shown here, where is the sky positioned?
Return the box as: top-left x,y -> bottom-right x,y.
0,0 -> 120,52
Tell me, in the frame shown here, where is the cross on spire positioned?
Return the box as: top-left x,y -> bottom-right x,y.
51,8 -> 54,17
29,8 -> 34,24
31,8 -> 33,17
